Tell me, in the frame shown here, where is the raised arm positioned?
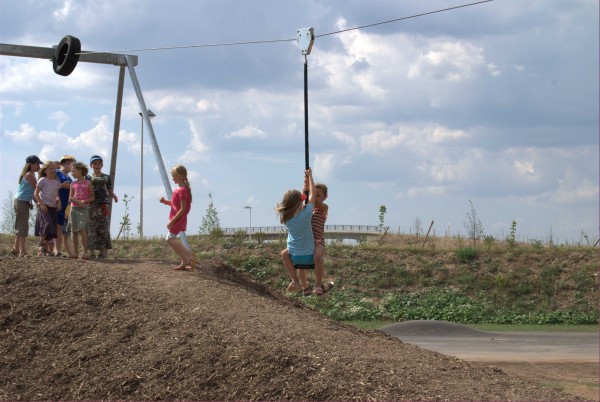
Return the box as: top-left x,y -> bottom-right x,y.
305,169 -> 316,205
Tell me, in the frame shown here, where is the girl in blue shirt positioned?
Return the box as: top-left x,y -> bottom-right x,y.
275,168 -> 316,295
12,155 -> 42,257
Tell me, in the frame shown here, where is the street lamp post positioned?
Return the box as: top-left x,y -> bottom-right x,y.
244,205 -> 252,239
139,109 -> 156,238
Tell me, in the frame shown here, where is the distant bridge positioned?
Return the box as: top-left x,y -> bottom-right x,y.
221,225 -> 388,242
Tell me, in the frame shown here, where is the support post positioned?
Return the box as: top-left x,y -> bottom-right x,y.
422,220 -> 435,249
123,55 -> 190,249
108,65 -> 126,222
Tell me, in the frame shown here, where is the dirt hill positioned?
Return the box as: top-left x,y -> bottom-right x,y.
0,256 -> 585,401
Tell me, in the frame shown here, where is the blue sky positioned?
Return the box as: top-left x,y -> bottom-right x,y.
1,0 -> 598,243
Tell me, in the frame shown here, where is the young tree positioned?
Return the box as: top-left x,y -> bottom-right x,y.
464,199 -> 484,245
378,205 -> 387,228
1,192 -> 15,233
1,192 -> 36,234
413,217 -> 422,237
116,194 -> 134,240
199,193 -> 221,235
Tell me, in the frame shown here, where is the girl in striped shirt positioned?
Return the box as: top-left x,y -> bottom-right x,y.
311,183 -> 334,295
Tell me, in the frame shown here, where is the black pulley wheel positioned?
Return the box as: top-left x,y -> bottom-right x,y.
53,35 -> 81,76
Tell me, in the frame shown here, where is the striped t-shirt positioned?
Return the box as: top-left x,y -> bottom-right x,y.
311,206 -> 327,245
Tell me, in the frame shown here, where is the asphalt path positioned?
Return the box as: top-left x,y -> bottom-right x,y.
380,320 -> 599,362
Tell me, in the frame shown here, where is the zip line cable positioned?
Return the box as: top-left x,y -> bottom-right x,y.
316,0 -> 494,38
80,0 -> 493,55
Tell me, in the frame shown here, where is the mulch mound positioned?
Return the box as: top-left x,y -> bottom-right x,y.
0,256 -> 584,401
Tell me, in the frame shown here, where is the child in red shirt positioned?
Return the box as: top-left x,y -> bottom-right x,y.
160,165 -> 195,271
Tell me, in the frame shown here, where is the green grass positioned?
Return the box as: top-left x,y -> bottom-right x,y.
3,233 -> 598,326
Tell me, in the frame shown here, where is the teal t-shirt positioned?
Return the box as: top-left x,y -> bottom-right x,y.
286,203 -> 314,256
15,177 -> 35,202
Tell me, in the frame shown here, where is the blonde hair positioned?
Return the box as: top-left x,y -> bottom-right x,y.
171,165 -> 192,202
72,162 -> 89,177
60,155 -> 76,164
18,163 -> 34,184
275,189 -> 303,224
39,161 -> 54,178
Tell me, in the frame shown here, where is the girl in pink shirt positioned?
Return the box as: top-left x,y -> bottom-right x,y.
159,165 -> 195,271
68,162 -> 94,259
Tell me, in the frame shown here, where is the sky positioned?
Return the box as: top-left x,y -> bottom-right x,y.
0,0 -> 598,244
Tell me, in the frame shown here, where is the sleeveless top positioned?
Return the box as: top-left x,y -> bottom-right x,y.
71,179 -> 90,206
286,203 -> 314,256
15,176 -> 35,202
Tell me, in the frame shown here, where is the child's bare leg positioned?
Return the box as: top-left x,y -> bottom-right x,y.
55,226 -> 63,254
72,232 -> 79,258
81,231 -> 89,258
314,244 -> 325,288
63,232 -> 73,256
15,236 -> 26,256
281,249 -> 301,289
167,237 -> 192,270
298,269 -> 309,289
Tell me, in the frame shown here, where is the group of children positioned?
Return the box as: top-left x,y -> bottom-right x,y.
276,168 -> 334,296
12,154 -> 195,272
13,152 -> 329,288
12,154 -> 117,260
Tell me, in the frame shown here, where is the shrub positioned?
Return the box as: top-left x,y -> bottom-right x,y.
455,246 -> 478,264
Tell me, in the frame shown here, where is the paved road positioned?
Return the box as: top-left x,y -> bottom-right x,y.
380,320 -> 599,362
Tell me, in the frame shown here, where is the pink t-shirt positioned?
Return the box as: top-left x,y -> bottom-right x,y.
169,186 -> 191,234
37,177 -> 60,208
71,179 -> 90,206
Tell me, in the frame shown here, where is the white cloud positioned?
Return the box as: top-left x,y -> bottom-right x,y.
513,160 -> 537,178
180,120 -> 209,163
53,0 -> 73,22
554,171 -> 598,203
408,41 -> 486,82
487,63 -> 501,77
49,110 -> 70,131
313,153 -> 336,180
150,92 -> 220,116
5,123 -> 37,142
407,185 -> 447,197
225,125 -> 267,139
360,130 -> 406,154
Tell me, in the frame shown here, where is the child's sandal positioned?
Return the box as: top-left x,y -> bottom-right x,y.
287,282 -> 303,292
302,286 -> 312,296
314,282 -> 335,296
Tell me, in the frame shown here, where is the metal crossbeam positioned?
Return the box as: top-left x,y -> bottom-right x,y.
0,44 -> 138,66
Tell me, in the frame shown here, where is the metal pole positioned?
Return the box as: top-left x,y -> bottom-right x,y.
140,115 -> 144,238
244,206 -> 252,240
124,56 -> 189,249
138,109 -> 155,240
108,65 -> 126,221
304,56 -> 309,171
303,57 -> 310,205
